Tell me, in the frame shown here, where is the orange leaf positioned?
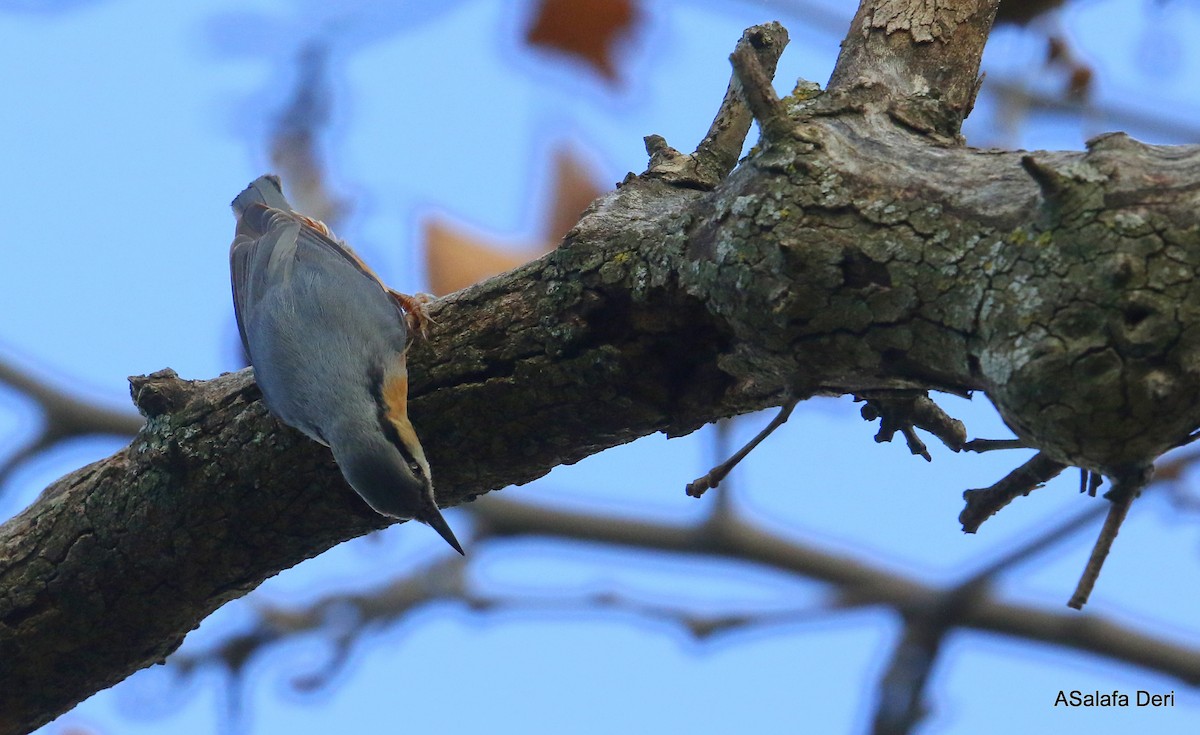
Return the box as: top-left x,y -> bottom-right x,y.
423,146 -> 606,296
424,219 -> 546,297
525,0 -> 640,82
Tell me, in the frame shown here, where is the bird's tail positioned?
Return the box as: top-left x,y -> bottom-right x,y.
231,174 -> 291,216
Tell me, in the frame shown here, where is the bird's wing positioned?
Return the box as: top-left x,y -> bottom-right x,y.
292,215 -> 391,289
232,202 -> 410,349
289,215 -> 411,335
229,203 -> 303,355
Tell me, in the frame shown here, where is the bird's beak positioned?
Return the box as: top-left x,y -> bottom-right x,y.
422,507 -> 464,555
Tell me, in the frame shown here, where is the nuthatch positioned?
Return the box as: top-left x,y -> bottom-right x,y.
229,175 -> 462,554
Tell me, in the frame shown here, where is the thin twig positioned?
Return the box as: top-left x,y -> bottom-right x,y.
1078,469 -> 1102,496
963,437 -> 1026,452
1068,468 -> 1151,610
960,452 -> 1068,533
729,38 -> 790,143
693,22 -> 791,182
686,399 -> 798,498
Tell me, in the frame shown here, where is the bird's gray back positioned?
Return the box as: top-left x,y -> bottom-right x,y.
244,230 -> 408,444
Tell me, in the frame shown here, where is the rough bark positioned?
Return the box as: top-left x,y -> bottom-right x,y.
3,2 -> 1200,732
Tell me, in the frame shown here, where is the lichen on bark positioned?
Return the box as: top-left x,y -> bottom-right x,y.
5,4 -> 1200,733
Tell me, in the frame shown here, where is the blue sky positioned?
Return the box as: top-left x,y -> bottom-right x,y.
2,1 -> 1199,733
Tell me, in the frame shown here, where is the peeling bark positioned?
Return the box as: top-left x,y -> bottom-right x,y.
3,3 -> 1200,733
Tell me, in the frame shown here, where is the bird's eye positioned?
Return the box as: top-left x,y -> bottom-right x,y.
408,461 -> 423,476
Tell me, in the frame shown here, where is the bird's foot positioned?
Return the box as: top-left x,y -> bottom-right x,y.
295,213 -> 335,239
390,290 -> 437,339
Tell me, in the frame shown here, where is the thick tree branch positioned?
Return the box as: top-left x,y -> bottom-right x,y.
6,7 -> 1200,733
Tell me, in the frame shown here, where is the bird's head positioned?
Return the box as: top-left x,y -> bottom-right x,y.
332,361 -> 463,555
336,436 -> 462,555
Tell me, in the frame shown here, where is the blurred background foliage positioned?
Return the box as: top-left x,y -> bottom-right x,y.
2,1 -> 1199,733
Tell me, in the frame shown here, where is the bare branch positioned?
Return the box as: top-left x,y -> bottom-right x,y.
960,453 -> 1068,533
728,40 -> 790,144
268,42 -> 348,228
167,491 -> 1200,711
686,399 -> 797,498
171,554 -> 470,690
873,617 -> 943,735
1069,466 -> 1152,609
693,22 -> 790,180
643,22 -> 791,190
962,438 -> 1025,453
858,392 -> 968,460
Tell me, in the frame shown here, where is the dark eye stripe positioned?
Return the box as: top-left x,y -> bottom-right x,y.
367,363 -> 425,478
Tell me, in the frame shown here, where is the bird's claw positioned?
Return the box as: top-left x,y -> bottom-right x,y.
390,290 -> 437,339
296,213 -> 335,239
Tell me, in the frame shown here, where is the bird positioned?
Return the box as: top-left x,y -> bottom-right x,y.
229,174 -> 462,554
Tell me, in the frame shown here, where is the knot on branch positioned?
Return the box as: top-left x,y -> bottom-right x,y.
886,96 -> 970,145
976,137 -> 1200,478
129,368 -> 193,418
1085,131 -> 1151,154
1020,154 -> 1107,223
642,135 -> 713,190
857,392 -> 967,461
